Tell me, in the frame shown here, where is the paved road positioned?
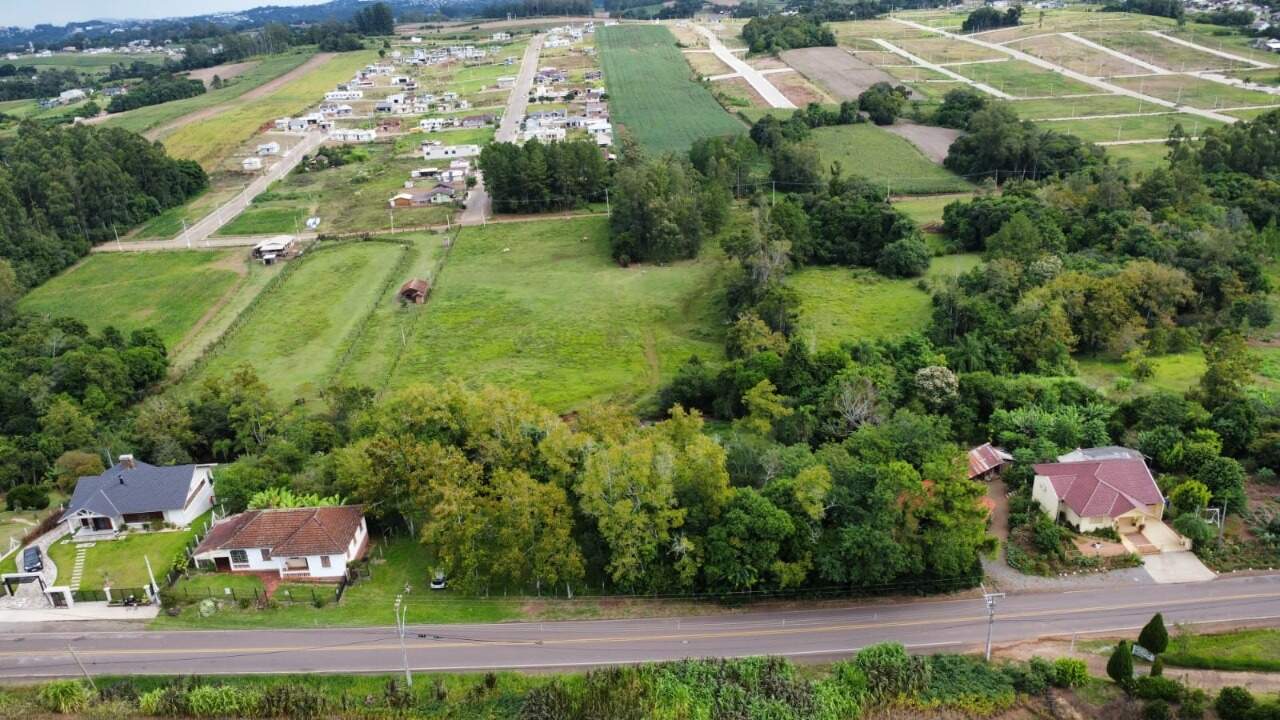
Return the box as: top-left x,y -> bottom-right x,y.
2,574 -> 1278,678
693,25 -> 795,109
495,35 -> 544,143
890,18 -> 1238,124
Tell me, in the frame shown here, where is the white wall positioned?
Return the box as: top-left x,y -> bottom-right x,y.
164,465 -> 215,528
1031,475 -> 1060,521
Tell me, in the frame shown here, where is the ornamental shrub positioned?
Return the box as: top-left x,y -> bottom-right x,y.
1052,658 -> 1088,688
1216,686 -> 1256,720
1134,675 -> 1185,703
1145,699 -> 1173,720
36,680 -> 94,714
1139,613 -> 1170,655
1108,641 -> 1134,686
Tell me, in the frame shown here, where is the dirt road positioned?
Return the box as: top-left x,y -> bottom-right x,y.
142,53 -> 335,140
693,24 -> 795,109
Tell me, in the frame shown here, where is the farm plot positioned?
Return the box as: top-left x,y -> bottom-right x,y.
895,37 -> 1006,64
1008,94 -> 1149,119
976,10 -> 1173,44
1081,31 -> 1247,72
1006,34 -> 1149,77
18,251 -> 244,349
782,47 -> 910,101
1038,112 -> 1225,144
389,216 -> 726,411
1112,74 -> 1280,110
190,242 -> 406,403
162,50 -> 377,169
951,59 -> 1098,98
808,124 -> 973,194
598,25 -> 744,154
770,69 -> 834,106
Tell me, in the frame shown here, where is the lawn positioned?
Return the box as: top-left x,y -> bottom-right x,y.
1112,74 -> 1280,110
1039,113 -> 1224,143
389,216 -> 726,411
156,536 -> 522,629
162,50 -> 377,169
1008,94 -> 1149,120
808,124 -> 973,195
952,60 -> 1098,98
102,52 -> 315,136
47,511 -> 211,591
790,267 -> 934,349
189,241 -> 407,404
1163,628 -> 1280,672
18,251 -> 245,349
598,25 -> 745,155
1074,351 -> 1206,395
893,193 -> 973,228
215,204 -> 311,236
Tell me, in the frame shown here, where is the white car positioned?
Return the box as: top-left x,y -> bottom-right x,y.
429,572 -> 447,590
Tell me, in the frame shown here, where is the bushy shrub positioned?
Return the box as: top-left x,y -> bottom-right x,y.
36,680 -> 94,714
1108,641 -> 1134,686
1146,699 -> 1173,720
1052,658 -> 1088,688
1216,686 -> 1256,720
1139,613 -> 1170,655
1004,657 -> 1054,694
877,236 -> 931,278
1245,703 -> 1280,720
185,685 -> 256,718
257,683 -> 330,719
854,642 -> 929,700
1180,688 -> 1208,720
83,699 -> 135,720
1134,675 -> 1185,703
5,484 -> 49,510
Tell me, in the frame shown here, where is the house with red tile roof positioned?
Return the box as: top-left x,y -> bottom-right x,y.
1031,447 -> 1165,534
192,506 -> 367,580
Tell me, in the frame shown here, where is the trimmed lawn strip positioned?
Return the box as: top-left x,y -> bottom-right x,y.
48,511 -> 211,590
1038,112 -> 1224,144
951,59 -> 1097,98
1164,628 -> 1280,672
389,216 -> 726,411
18,251 -> 243,349
809,124 -> 973,195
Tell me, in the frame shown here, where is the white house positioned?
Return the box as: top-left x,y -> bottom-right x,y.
242,156 -> 263,171
193,506 -> 368,580
492,31 -> 512,41
422,143 -> 480,160
330,128 -> 377,143
325,89 -> 363,101
523,126 -> 566,143
59,88 -> 87,104
497,76 -> 516,89
544,35 -> 571,49
420,117 -> 450,132
256,142 -> 280,156
274,117 -> 292,131
61,456 -> 215,539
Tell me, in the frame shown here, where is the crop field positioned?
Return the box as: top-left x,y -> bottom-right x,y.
808,124 -> 973,195
189,241 -> 406,403
951,59 -> 1097,98
389,216 -> 726,411
162,50 -> 377,169
598,25 -> 745,154
1039,112 -> 1224,144
1112,74 -> 1280,110
1081,31 -> 1247,72
1007,94 -> 1148,120
1007,34 -> 1148,77
18,251 -> 243,348
102,52 -> 315,135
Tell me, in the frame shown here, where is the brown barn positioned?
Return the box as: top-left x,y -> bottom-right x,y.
399,278 -> 430,304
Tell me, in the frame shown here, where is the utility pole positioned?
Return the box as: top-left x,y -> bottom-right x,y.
395,594 -> 412,687
67,644 -> 96,690
982,585 -> 1005,662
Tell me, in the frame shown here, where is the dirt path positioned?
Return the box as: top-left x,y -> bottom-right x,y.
144,53 -> 336,141
693,24 -> 795,108
186,60 -> 259,87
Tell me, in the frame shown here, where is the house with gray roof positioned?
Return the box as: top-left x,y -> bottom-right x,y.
61,455 -> 216,539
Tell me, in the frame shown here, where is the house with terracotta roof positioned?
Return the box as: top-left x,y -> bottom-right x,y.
1031,447 -> 1165,534
968,443 -> 1013,481
192,506 -> 368,580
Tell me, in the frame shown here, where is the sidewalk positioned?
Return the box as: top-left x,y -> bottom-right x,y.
0,601 -> 158,624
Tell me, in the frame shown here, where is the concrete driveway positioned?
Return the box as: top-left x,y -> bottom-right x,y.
1143,551 -> 1216,584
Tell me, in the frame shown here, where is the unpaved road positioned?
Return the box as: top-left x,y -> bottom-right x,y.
693,24 -> 795,109
496,35 -> 543,143
142,52 -> 336,140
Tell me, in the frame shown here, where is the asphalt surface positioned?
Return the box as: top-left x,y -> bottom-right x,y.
692,25 -> 795,109
3,574 -> 1278,679
495,35 -> 543,144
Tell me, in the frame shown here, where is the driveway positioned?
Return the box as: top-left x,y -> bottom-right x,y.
1143,551 -> 1217,584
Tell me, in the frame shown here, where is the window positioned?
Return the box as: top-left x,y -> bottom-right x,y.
320,556 -> 332,568
260,548 -> 272,562
229,549 -> 248,565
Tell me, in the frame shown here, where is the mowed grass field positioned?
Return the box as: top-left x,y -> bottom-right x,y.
162,50 -> 377,168
389,217 -> 726,410
809,124 -> 972,194
1039,112 -> 1224,144
1112,74 -> 1280,110
191,241 -> 406,403
18,251 -> 244,348
103,52 -> 315,136
951,60 -> 1096,98
598,25 -> 744,155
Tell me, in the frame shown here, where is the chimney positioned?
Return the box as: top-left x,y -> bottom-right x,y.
119,454 -> 135,470
118,474 -> 125,485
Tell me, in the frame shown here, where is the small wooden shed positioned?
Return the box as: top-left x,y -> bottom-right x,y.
399,278 -> 430,304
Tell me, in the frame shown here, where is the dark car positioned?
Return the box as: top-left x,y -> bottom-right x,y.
21,546 -> 42,573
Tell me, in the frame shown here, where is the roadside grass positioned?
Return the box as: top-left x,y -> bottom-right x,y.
1163,628 -> 1280,672
215,204 -> 311,236
1111,74 -> 1280,110
18,251 -> 244,349
1082,30 -> 1251,72
1074,351 -> 1206,395
893,193 -> 973,228
128,177 -> 246,240
162,50 -> 377,169
102,52 -> 314,135
156,536 -> 522,629
809,124 -> 973,194
188,241 -> 406,404
1038,112 -> 1224,144
791,267 -> 933,348
1007,94 -> 1147,120
598,25 -> 744,155
48,511 -> 211,590
952,59 -> 1098,98
1224,106 -> 1280,121
389,216 -> 726,411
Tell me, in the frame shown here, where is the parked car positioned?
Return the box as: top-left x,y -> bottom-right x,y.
430,571 -> 447,590
22,546 -> 43,573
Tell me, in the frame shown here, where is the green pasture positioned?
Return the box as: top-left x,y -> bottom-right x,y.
1112,74 -> 1280,110
598,25 -> 744,154
808,124 -> 973,195
1097,141 -> 1171,171
952,60 -> 1097,98
790,267 -> 933,348
1039,112 -> 1224,144
1074,351 -> 1206,395
389,216 -> 726,411
893,193 -> 973,228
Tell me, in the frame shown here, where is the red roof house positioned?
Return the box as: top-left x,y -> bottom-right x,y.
968,443 -> 1013,480
193,506 -> 367,581
1031,448 -> 1164,533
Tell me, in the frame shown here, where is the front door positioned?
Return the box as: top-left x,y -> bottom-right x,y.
92,517 -> 113,531
214,557 -> 231,572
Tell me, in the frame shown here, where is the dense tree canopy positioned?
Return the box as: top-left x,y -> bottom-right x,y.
742,15 -> 837,53
609,153 -> 730,264
479,139 -> 608,213
106,75 -> 206,113
961,5 -> 1022,32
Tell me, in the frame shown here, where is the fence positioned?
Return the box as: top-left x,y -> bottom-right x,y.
71,587 -> 151,605
165,582 -> 343,607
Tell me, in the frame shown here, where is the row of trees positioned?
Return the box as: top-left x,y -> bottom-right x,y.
478,139 -> 608,214
961,5 -> 1022,33
0,122 -> 207,288
741,15 -> 837,53
106,75 -> 206,113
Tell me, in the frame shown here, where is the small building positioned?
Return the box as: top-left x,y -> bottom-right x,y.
61,455 -> 216,539
325,89 -> 363,101
968,443 -> 1013,481
492,32 -> 512,41
251,236 -> 295,262
1032,447 -> 1164,534
275,117 -> 293,131
389,184 -> 456,207
399,278 -> 431,304
331,128 -> 377,143
496,76 -> 516,89
460,114 -> 495,129
257,141 -> 280,156
59,88 -> 87,104
420,117 -> 449,132
192,506 -> 368,581
241,156 -> 263,172
411,166 -> 442,179
422,143 -> 480,160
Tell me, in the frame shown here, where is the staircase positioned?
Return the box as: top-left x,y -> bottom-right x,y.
1123,533 -> 1159,556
